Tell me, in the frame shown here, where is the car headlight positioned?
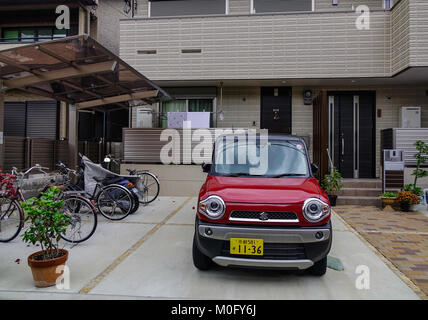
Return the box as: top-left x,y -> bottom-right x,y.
199,195 -> 226,220
302,198 -> 330,223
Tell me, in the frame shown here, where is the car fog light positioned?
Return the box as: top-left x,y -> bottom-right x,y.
205,228 -> 213,236
315,231 -> 324,240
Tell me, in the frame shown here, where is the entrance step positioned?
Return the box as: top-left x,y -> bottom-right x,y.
335,179 -> 383,206
336,196 -> 380,206
341,178 -> 382,189
337,187 -> 382,197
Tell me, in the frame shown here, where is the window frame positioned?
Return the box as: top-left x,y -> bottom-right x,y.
383,0 -> 393,9
148,0 -> 227,18
251,0 -> 315,14
1,26 -> 75,43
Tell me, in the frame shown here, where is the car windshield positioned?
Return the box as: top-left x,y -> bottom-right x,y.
213,138 -> 309,177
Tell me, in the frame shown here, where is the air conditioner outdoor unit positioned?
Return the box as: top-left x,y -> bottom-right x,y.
399,106 -> 421,128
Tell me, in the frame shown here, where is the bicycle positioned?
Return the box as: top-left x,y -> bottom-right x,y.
0,172 -> 24,242
104,154 -> 160,205
1,164 -> 98,244
57,157 -> 135,221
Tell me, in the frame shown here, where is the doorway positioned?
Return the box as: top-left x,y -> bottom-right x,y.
327,91 -> 376,178
260,87 -> 292,134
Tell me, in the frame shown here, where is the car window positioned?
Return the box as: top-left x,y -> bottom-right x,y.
213,138 -> 309,177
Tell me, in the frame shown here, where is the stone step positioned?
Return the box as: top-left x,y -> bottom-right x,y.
341,179 -> 382,189
335,196 -> 380,206
337,188 -> 382,197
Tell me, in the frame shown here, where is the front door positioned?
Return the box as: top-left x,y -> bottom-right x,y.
328,91 -> 376,178
260,87 -> 292,134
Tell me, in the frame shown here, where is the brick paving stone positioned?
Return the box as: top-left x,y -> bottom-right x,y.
335,205 -> 428,298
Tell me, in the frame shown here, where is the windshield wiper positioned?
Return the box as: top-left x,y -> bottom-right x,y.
222,172 -> 262,177
270,173 -> 307,178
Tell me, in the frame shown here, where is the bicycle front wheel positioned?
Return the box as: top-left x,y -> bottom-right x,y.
136,172 -> 160,205
0,197 -> 24,243
61,196 -> 97,243
96,184 -> 134,220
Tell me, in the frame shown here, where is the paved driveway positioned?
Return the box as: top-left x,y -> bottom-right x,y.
0,197 -> 420,300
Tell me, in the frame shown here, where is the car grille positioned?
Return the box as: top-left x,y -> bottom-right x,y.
221,242 -> 306,260
229,210 -> 298,222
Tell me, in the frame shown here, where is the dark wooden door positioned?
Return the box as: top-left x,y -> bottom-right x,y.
260,87 -> 291,134
312,91 -> 328,180
336,94 -> 354,178
328,91 -> 376,179
358,92 -> 376,178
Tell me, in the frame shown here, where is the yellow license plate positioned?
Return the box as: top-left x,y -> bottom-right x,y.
230,238 -> 264,256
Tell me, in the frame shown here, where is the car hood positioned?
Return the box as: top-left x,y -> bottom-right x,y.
204,175 -> 322,204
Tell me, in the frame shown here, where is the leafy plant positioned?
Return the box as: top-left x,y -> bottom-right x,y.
380,192 -> 398,198
396,191 -> 420,205
411,140 -> 428,191
321,167 -> 343,194
404,184 -> 423,196
21,187 -> 69,260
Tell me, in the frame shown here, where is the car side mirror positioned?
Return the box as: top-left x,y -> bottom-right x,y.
311,163 -> 319,175
202,163 -> 211,173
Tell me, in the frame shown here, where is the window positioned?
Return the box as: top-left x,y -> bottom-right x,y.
384,0 -> 393,9
253,0 -> 313,13
1,26 -> 74,43
161,99 -> 214,128
149,0 -> 226,17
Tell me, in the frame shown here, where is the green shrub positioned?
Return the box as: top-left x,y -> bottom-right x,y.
379,192 -> 398,198
21,187 -> 69,260
321,167 -> 343,194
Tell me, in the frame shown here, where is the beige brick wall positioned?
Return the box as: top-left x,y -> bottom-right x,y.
409,0 -> 428,67
391,0 -> 410,74
120,10 -> 391,81
216,86 -> 260,128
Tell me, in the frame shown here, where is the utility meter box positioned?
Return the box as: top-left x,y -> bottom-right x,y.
382,149 -> 404,192
136,106 -> 153,128
400,106 -> 421,128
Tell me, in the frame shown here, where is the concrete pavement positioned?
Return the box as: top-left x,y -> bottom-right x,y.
0,197 -> 420,300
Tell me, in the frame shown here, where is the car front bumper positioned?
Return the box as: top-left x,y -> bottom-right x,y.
195,217 -> 332,270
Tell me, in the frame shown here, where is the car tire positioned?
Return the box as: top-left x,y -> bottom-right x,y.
192,235 -> 212,271
307,256 -> 327,276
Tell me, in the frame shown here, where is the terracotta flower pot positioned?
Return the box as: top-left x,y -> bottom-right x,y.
27,249 -> 68,288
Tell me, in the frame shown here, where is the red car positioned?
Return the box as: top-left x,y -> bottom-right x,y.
193,134 -> 332,275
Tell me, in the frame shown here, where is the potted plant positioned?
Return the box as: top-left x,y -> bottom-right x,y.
21,187 -> 70,288
379,192 -> 397,211
321,167 -> 343,206
396,191 -> 420,212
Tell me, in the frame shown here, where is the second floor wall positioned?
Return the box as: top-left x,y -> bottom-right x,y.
120,0 -> 428,81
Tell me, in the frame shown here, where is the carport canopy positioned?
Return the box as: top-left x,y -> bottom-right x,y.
0,35 -> 170,111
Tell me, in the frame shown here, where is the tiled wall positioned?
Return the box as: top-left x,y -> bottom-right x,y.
216,86 -> 260,128
121,10 -> 391,81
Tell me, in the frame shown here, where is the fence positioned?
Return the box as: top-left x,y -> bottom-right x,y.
2,136 -> 69,171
